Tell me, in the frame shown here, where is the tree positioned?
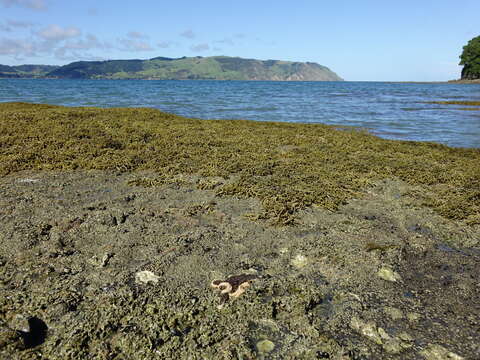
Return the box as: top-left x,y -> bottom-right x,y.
460,35 -> 480,80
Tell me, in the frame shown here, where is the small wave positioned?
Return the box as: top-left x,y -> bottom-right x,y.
329,93 -> 349,97
215,107 -> 278,112
3,78 -> 479,148
402,107 -> 429,111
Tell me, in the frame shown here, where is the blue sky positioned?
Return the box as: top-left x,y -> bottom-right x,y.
0,0 -> 478,81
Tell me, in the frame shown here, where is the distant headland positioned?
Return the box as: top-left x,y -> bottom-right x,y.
0,56 -> 343,81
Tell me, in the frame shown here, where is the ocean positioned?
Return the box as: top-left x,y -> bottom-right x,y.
1,79 -> 479,148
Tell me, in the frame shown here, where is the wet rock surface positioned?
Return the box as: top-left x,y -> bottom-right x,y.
0,171 -> 479,359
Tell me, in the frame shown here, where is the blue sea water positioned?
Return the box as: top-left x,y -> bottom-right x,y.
1,79 -> 479,148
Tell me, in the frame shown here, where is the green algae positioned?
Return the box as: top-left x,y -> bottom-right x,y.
1,102 -> 479,225
365,242 -> 398,253
426,100 -> 480,106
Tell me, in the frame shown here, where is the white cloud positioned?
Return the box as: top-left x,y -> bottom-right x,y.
1,19 -> 34,32
1,25 -> 173,62
53,47 -> 104,62
54,47 -> 105,61
0,27 -> 109,61
37,25 -> 81,41
118,38 -> 154,52
127,31 -> 148,39
0,37 -> 35,56
180,29 -> 195,39
53,35 -> 110,61
0,0 -> 47,10
190,43 -> 209,52
59,34 -> 111,52
8,19 -> 34,28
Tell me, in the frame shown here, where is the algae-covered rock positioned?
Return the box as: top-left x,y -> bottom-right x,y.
382,338 -> 403,354
0,162 -> 479,358
384,306 -> 404,320
0,323 -> 22,351
377,266 -> 402,282
420,344 -> 464,360
2,102 -> 479,225
100,252 -> 113,267
350,317 -> 382,345
377,327 -> 390,340
291,254 -> 308,269
256,339 -> 275,353
407,312 -> 421,322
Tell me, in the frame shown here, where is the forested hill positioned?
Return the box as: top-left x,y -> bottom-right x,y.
0,64 -> 59,78
1,56 -> 343,81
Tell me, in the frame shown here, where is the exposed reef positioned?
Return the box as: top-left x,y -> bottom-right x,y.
0,171 -> 478,359
0,102 -> 479,225
0,103 -> 479,358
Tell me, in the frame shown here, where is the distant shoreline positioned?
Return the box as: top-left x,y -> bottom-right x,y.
447,79 -> 480,84
2,77 -> 480,84
383,79 -> 480,84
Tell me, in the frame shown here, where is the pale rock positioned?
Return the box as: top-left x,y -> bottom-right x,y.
291,254 -> 308,268
135,270 -> 160,285
377,266 -> 402,282
256,339 -> 275,353
398,332 -> 414,342
101,253 -> 113,267
279,247 -> 289,254
377,327 -> 390,340
383,338 -> 403,354
350,317 -> 382,344
420,344 -> 464,360
407,312 -> 421,322
384,306 -> 404,320
9,314 -> 29,333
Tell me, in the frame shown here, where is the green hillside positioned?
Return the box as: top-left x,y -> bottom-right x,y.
45,56 -> 343,81
0,64 -> 59,78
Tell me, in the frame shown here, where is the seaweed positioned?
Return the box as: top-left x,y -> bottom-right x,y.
1,102 -> 479,224
425,100 -> 480,106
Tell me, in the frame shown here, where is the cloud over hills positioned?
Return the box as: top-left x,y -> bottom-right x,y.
0,6 -> 255,65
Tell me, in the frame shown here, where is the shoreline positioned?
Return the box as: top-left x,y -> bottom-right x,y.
448,79 -> 480,84
1,103 -> 479,358
2,77 -> 480,84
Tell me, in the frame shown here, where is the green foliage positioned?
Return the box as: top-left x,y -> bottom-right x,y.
0,65 -> 14,72
1,103 -> 479,225
13,64 -> 59,74
460,35 -> 480,79
48,60 -> 145,79
0,64 -> 58,78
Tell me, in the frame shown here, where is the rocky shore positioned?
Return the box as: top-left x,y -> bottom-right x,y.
1,171 -> 479,359
0,103 -> 479,359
